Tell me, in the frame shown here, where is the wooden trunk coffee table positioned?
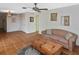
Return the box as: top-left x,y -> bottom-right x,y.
40,41 -> 63,55
32,34 -> 63,55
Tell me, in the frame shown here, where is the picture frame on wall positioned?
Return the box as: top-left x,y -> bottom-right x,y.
61,16 -> 70,26
51,13 -> 57,21
64,16 -> 70,26
30,17 -> 34,22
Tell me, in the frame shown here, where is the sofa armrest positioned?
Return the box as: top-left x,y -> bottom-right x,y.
68,39 -> 75,51
70,35 -> 77,42
68,35 -> 77,51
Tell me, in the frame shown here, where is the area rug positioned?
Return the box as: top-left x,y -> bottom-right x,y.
17,46 -> 41,55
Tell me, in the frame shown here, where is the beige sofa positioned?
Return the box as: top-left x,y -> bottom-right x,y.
41,29 -> 78,51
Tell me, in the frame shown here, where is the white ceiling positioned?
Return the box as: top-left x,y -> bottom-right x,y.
0,3 -> 78,13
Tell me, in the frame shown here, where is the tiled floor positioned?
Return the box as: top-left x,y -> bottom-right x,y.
0,31 -> 36,55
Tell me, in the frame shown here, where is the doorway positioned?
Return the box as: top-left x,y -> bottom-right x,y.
0,12 -> 7,32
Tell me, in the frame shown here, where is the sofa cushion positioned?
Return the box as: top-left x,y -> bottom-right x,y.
55,41 -> 69,49
52,29 -> 67,37
44,34 -> 68,44
64,33 -> 73,40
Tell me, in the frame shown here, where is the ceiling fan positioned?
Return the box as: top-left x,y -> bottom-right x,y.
22,3 -> 48,12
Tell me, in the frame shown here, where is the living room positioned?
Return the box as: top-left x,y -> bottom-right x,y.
0,3 -> 79,55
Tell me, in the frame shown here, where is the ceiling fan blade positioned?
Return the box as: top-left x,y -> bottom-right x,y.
22,7 -> 33,9
39,8 -> 48,10
37,10 -> 40,12
33,7 -> 40,12
33,9 -> 40,12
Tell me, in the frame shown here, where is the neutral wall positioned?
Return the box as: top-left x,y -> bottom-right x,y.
6,12 -> 37,33
21,12 -> 36,33
38,11 -> 49,33
7,14 -> 22,32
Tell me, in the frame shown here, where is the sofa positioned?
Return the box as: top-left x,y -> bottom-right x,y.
41,29 -> 78,51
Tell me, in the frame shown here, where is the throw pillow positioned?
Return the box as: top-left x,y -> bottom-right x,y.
64,33 -> 73,40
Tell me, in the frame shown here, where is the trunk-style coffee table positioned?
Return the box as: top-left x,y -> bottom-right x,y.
32,34 -> 63,55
